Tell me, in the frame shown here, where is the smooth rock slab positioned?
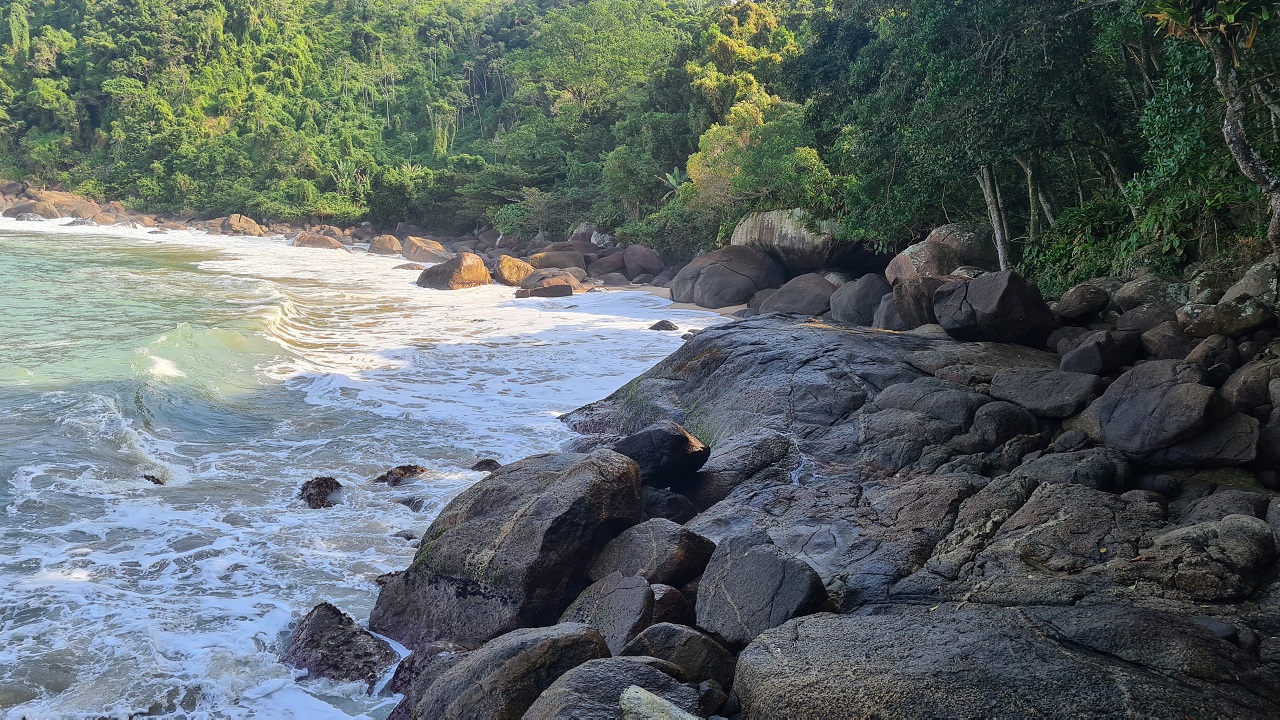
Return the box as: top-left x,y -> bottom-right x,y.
735,606 -> 1280,719
990,368 -> 1106,418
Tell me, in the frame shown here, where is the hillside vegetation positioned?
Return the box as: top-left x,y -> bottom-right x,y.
2,0 -> 1279,285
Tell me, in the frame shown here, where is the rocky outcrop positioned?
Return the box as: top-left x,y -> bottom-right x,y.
416,252 -> 493,290
734,606 -> 1280,719
933,270 -> 1057,344
299,476 -> 342,508
368,450 -> 642,649
669,246 -> 786,309
728,209 -> 854,274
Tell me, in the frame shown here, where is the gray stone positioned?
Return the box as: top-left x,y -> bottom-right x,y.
989,368 -> 1106,418
281,603 -> 396,689
621,623 -> 737,689
590,519 -> 716,588
561,573 -> 656,656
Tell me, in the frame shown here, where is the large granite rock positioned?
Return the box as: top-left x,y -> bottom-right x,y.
493,255 -> 536,286
926,224 -> 996,267
932,270 -> 1057,345
369,450 -> 643,648
402,236 -> 453,264
590,519 -> 715,587
623,244 -> 666,279
734,606 -> 1280,719
368,234 -> 402,255
694,531 -> 828,649
560,573 -> 655,655
417,252 -> 493,290
609,421 -> 710,487
669,247 -> 786,309
620,623 -> 737,689
1074,360 -> 1258,467
409,623 -> 609,720
829,273 -> 891,326
884,240 -> 960,285
524,657 -> 700,720
729,209 -> 852,274
758,273 -> 837,316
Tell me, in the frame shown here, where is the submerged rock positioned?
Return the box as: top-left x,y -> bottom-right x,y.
281,603 -> 396,689
299,476 -> 342,509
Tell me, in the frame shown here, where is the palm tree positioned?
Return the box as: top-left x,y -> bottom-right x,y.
1146,1 -> 1280,250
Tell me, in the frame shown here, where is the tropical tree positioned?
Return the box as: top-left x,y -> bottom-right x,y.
1146,0 -> 1280,249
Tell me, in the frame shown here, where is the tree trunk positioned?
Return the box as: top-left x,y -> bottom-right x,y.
1211,39 -> 1280,251
977,164 -> 1011,271
1016,155 -> 1040,245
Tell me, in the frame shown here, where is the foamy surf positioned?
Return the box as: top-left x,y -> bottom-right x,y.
0,217 -> 723,718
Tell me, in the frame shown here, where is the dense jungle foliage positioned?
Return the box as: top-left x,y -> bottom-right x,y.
2,0 -> 1279,286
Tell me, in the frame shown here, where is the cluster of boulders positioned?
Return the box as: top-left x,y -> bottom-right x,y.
284,290 -> 1280,716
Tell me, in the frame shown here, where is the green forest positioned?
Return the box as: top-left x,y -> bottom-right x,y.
2,0 -> 1279,290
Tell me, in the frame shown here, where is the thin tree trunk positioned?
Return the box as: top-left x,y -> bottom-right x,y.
1211,39 -> 1280,251
1016,155 -> 1040,245
977,164 -> 1011,271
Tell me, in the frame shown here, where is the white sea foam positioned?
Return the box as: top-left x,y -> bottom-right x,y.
0,216 -> 724,717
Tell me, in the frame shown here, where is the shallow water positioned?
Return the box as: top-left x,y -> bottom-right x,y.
0,219 -> 721,718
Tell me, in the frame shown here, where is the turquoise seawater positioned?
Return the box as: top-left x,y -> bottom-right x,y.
0,221 -> 719,718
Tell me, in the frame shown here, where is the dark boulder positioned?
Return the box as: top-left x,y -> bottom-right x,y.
623,244 -> 666,279
280,603 -> 396,689
989,368 -> 1106,418
620,623 -> 737,689
1074,360 -> 1258,467
694,531 -> 829,649
1115,303 -> 1178,334
640,487 -> 696,524
417,252 -> 493,290
829,273 -> 891,326
369,450 -> 643,649
560,573 -> 655,655
871,292 -> 907,330
409,623 -> 609,720
932,270 -> 1056,345
524,657 -> 700,720
601,272 -> 631,287
1059,330 -> 1141,376
587,252 -> 628,278
1186,334 -> 1241,369
472,459 -> 502,472
1114,275 -> 1189,311
669,247 -> 786,309
610,420 -> 710,487
1056,283 -> 1111,320
1142,321 -> 1197,360
372,464 -> 426,487
1183,297 -> 1276,338
758,273 -> 837,316
649,320 -> 678,332
893,276 -> 953,329
1113,514 -> 1277,602
590,519 -> 716,587
518,285 -> 575,298
650,585 -> 695,626
521,268 -> 583,292
299,476 -> 342,509
671,428 -> 801,512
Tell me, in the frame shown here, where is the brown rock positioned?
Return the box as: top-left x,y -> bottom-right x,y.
417,252 -> 493,290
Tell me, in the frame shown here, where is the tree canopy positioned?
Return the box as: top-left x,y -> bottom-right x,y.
1,0 -> 1278,283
